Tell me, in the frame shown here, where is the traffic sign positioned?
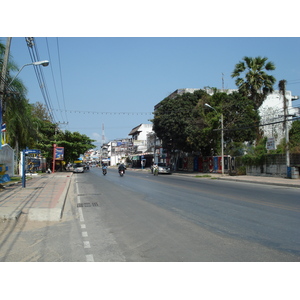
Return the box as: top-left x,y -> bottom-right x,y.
25,149 -> 41,155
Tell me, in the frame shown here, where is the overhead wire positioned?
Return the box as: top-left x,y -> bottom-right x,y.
31,38 -> 57,122
52,108 -> 153,115
25,37 -> 56,123
45,37 -> 65,123
56,37 -> 69,126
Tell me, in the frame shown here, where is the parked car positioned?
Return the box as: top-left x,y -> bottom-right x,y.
73,163 -> 84,173
151,163 -> 172,174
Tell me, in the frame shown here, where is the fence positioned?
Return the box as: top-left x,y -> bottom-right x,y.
244,153 -> 300,178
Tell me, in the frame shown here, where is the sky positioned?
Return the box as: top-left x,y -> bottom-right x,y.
2,37 -> 300,149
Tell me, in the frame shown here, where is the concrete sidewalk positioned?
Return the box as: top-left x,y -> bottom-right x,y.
0,173 -> 72,221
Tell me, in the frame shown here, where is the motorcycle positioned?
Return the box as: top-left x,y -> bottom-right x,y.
119,170 -> 124,177
102,168 -> 107,175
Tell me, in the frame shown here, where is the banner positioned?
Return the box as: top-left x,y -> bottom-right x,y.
55,147 -> 64,160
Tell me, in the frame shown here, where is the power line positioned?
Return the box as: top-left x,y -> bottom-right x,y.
213,116 -> 300,132
25,37 -> 56,123
52,108 -> 153,115
56,38 -> 69,125
45,37 -> 65,122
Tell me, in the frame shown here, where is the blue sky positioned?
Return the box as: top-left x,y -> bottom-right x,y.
2,37 -> 300,148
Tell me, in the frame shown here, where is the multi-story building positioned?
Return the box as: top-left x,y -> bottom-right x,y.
128,123 -> 153,153
128,123 -> 154,168
108,138 -> 132,166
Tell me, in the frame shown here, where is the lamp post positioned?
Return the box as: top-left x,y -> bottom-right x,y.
7,60 -> 50,187
205,103 -> 224,175
7,60 -> 49,88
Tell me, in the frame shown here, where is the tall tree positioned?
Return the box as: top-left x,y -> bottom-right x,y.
4,95 -> 36,149
153,89 -> 260,156
1,39 -> 31,150
152,90 -> 207,153
231,56 -> 276,109
55,130 -> 96,163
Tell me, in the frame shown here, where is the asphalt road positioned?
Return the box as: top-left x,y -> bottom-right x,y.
1,167 -> 299,262
72,167 -> 300,262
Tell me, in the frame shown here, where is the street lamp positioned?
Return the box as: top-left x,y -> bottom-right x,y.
7,60 -> 49,88
6,60 -> 49,187
205,103 -> 224,175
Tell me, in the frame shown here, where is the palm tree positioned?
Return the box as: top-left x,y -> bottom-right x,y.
231,56 -> 276,110
1,40 -> 33,151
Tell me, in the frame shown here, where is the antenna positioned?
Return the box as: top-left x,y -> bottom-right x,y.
222,73 -> 224,90
102,123 -> 105,146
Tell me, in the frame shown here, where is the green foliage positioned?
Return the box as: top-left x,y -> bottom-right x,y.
4,94 -> 37,149
153,89 -> 259,156
1,40 -> 32,149
231,56 -> 276,110
153,90 -> 204,153
289,120 -> 300,153
54,130 -> 96,163
242,137 -> 268,166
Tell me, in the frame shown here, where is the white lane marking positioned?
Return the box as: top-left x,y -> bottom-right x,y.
78,207 -> 84,222
76,182 -> 80,195
84,241 -> 91,248
86,254 -> 94,262
77,196 -> 85,222
76,183 -> 94,261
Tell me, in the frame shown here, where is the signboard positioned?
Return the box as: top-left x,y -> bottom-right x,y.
25,149 -> 41,155
55,147 -> 64,160
266,137 -> 276,150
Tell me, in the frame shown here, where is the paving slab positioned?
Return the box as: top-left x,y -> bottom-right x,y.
0,173 -> 72,221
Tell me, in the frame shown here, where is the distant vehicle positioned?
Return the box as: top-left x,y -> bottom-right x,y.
151,163 -> 172,174
102,166 -> 107,175
73,163 -> 84,173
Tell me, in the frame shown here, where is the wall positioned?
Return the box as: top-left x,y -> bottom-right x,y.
245,154 -> 300,178
0,144 -> 14,176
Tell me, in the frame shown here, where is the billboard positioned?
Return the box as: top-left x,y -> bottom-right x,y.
55,147 -> 64,160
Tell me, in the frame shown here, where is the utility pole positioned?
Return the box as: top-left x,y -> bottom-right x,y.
221,113 -> 224,175
205,103 -> 224,175
279,80 -> 290,169
222,73 -> 224,91
0,37 -> 12,149
102,123 -> 105,146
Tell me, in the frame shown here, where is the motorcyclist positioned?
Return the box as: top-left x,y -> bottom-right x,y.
102,163 -> 108,174
153,163 -> 158,175
118,163 -> 126,174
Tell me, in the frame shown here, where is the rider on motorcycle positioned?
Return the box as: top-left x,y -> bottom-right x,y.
118,163 -> 126,174
102,163 -> 108,174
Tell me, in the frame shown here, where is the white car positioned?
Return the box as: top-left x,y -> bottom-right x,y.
73,163 -> 84,173
151,163 -> 172,174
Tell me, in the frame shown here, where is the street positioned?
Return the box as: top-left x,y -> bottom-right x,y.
1,167 -> 300,261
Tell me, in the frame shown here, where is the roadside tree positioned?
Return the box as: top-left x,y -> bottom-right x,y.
231,56 -> 276,110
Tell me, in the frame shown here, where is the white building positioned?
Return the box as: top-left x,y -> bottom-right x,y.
108,139 -> 131,166
259,90 -> 299,146
128,123 -> 153,153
